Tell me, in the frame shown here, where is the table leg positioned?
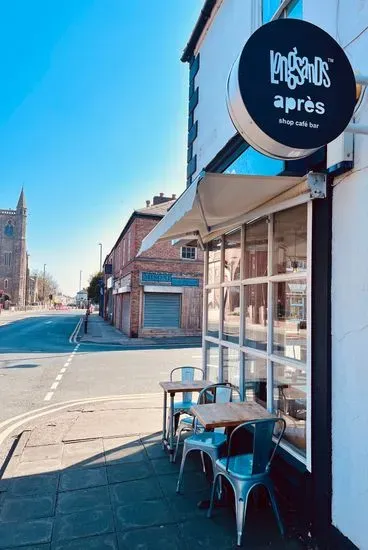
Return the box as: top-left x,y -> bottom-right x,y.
162,391 -> 167,449
169,392 -> 175,462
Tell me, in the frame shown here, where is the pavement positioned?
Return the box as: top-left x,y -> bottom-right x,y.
79,314 -> 202,349
0,397 -> 308,549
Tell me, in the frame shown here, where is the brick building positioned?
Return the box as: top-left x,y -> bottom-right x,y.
0,189 -> 27,307
103,193 -> 203,337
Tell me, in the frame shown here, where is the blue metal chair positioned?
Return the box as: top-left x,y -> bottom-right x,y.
208,417 -> 286,547
176,383 -> 240,492
167,366 -> 204,441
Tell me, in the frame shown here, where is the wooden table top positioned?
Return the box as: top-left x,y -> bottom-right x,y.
159,380 -> 212,394
190,401 -> 275,430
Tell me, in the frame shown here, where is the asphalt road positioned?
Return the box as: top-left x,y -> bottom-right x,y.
0,310 -> 202,423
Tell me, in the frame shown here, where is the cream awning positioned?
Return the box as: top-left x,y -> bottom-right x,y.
138,172 -> 308,255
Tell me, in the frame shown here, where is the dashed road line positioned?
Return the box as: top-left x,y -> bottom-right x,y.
55,374 -> 63,381
60,368 -> 66,374
64,362 -> 70,367
50,382 -> 59,390
43,341 -> 80,402
44,392 -> 54,401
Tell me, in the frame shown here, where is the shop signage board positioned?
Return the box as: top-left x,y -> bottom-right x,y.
227,19 -> 356,160
140,271 -> 199,287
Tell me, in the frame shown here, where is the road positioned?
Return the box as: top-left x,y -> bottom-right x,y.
0,310 -> 202,424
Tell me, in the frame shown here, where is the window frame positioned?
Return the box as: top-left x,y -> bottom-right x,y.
203,199 -> 312,467
4,252 -> 12,267
262,0 -> 302,23
180,245 -> 197,261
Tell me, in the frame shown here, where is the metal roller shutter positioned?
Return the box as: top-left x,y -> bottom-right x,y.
144,293 -> 181,328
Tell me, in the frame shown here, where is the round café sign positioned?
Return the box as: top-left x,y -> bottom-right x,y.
227,19 -> 357,160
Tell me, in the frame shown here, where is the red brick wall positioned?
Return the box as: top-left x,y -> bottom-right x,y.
109,214 -> 204,337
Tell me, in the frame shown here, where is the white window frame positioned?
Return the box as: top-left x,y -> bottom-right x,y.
203,198 -> 312,468
180,246 -> 197,261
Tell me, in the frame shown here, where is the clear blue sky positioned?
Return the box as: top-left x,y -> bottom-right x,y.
0,0 -> 201,296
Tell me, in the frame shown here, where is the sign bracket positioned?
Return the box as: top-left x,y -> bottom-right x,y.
307,172 -> 327,199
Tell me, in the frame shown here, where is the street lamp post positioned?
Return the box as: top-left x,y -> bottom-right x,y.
79,270 -> 82,292
43,263 -> 46,308
98,243 -> 103,272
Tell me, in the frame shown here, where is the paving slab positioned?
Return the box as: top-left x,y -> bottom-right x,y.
27,414 -> 80,447
114,498 -> 173,531
0,494 -> 55,522
56,486 -> 111,515
109,478 -> 163,506
2,545 -> 50,550
21,445 -> 63,463
52,507 -> 115,543
15,459 -> 61,476
0,518 -> 53,549
61,439 -> 105,469
157,472 -> 210,497
59,467 -> 107,492
117,525 -> 184,550
51,534 -> 118,550
103,437 -> 148,465
106,461 -> 153,484
7,473 -> 59,496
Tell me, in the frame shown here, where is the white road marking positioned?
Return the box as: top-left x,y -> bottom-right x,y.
44,321 -> 53,324
69,318 -> 83,344
51,382 -> 59,390
191,355 -> 202,358
60,368 -> 66,374
55,374 -> 63,381
64,362 -> 70,367
44,392 -> 54,401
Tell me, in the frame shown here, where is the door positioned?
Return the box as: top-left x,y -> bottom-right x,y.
143,293 -> 181,328
121,293 -> 131,335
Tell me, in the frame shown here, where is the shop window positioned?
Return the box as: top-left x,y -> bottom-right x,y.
245,219 -> 268,278
224,229 -> 241,281
207,288 -> 220,338
273,204 -> 307,275
223,348 -> 240,388
208,238 -> 222,284
225,146 -> 283,176
181,246 -> 197,260
206,342 -> 220,383
273,280 -> 307,363
262,0 -> 303,23
244,354 -> 268,408
244,284 -> 268,351
273,362 -> 306,452
223,287 -> 240,343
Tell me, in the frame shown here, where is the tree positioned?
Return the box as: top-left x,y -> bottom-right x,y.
30,269 -> 58,303
87,272 -> 103,303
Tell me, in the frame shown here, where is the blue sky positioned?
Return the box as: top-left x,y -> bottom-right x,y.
0,0 -> 201,296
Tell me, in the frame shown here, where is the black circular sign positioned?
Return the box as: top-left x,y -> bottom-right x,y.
227,19 -> 356,159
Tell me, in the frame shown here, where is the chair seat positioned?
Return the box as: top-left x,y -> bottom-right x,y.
186,431 -> 227,448
216,453 -> 268,481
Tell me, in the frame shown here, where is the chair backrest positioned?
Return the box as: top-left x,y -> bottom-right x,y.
226,417 -> 286,475
170,366 -> 204,403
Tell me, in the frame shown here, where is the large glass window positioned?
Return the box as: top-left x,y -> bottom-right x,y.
223,287 -> 240,343
204,203 -> 309,458
225,146 -> 283,176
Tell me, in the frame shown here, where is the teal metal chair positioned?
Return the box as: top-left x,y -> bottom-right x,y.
207,417 -> 286,547
167,366 -> 204,441
176,383 -> 240,492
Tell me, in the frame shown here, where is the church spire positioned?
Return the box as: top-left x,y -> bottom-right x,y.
17,187 -> 26,211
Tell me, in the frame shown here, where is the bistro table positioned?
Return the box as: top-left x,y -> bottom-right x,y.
159,380 -> 212,462
190,400 -> 276,509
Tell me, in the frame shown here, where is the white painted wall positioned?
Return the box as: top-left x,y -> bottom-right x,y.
192,0 -> 261,179
310,0 -> 368,547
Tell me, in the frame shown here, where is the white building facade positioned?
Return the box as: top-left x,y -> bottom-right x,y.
140,1 -> 367,548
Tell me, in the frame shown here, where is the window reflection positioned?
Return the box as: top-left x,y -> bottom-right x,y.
262,0 -> 281,23
245,284 -> 268,351
207,288 -> 220,338
273,204 -> 307,275
208,239 -> 222,284
225,145 -> 284,175
206,342 -> 219,383
223,287 -> 240,343
223,348 -> 240,388
224,229 -> 241,281
245,219 -> 268,278
273,362 -> 306,454
287,0 -> 303,19
273,280 -> 307,362
244,355 -> 267,408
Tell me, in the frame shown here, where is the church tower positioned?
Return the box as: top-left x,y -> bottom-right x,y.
0,189 -> 27,306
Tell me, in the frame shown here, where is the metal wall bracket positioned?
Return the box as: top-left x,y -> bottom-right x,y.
307,172 -> 327,199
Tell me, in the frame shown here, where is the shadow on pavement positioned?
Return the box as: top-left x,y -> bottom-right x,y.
0,430 -> 310,549
2,363 -> 39,369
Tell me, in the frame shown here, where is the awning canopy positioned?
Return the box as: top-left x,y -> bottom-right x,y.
138,172 -> 307,255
